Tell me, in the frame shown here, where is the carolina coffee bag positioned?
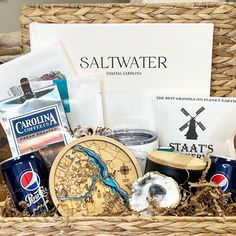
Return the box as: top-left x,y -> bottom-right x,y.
0,79 -> 72,164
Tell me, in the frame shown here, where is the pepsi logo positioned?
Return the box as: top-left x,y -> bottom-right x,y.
20,171 -> 40,191
210,174 -> 229,192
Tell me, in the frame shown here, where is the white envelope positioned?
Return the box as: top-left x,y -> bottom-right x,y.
103,93 -> 155,130
68,74 -> 104,129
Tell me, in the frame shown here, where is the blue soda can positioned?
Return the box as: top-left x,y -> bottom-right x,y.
206,155 -> 236,198
0,151 -> 52,215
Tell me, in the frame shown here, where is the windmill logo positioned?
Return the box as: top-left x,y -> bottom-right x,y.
179,107 -> 206,140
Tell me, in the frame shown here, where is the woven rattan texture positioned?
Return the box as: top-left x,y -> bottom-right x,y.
1,216 -> 236,235
20,3 -> 236,97
0,3 -> 231,235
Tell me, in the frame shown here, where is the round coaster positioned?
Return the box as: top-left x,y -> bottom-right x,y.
49,135 -> 142,217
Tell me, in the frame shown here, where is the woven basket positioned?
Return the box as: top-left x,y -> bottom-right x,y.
0,3 -> 235,235
0,215 -> 236,235
0,32 -> 22,64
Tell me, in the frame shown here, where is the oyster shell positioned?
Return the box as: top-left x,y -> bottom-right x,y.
130,171 -> 181,212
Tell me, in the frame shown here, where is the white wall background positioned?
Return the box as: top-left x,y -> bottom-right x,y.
0,0 -> 129,33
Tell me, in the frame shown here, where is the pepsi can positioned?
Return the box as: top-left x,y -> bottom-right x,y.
206,155 -> 236,199
0,151 -> 52,215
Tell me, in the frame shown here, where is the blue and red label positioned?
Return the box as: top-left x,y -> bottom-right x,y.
19,170 -> 49,207
210,173 -> 229,192
20,171 -> 41,191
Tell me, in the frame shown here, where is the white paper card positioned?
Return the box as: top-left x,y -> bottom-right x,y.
103,93 -> 155,130
30,23 -> 213,96
69,74 -> 104,129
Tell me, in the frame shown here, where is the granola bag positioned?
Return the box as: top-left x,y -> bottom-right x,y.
154,96 -> 236,158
